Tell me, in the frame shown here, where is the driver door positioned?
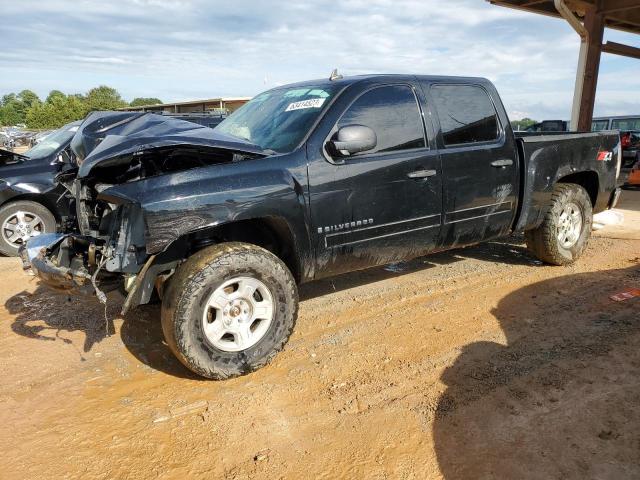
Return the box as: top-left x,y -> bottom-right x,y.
307,82 -> 443,278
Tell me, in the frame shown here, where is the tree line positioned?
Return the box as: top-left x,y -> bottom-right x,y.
0,86 -> 162,129
510,118 -> 537,131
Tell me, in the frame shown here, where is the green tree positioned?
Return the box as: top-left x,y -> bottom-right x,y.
0,90 -> 41,126
130,97 -> 162,107
45,90 -> 66,103
17,89 -> 41,110
85,85 -> 128,111
3,85 -> 146,128
2,93 -> 17,105
510,117 -> 537,131
26,94 -> 88,129
0,102 -> 22,126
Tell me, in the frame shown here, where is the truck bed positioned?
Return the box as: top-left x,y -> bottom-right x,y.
514,131 -> 620,232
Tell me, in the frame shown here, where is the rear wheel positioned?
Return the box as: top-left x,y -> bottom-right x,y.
161,242 -> 298,379
0,201 -> 57,256
525,183 -> 592,265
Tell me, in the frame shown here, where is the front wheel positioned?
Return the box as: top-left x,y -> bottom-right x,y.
525,183 -> 593,266
0,201 -> 57,256
161,242 -> 298,379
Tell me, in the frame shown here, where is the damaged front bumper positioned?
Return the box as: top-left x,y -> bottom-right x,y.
20,233 -> 114,303
20,232 -> 177,314
20,233 -> 95,294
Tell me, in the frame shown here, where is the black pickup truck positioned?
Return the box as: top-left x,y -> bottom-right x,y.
22,74 -> 622,379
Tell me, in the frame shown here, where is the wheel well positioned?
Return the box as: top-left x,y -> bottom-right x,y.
557,171 -> 599,206
0,194 -> 60,220
181,217 -> 301,282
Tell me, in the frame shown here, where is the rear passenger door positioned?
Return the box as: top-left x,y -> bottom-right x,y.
425,83 -> 519,248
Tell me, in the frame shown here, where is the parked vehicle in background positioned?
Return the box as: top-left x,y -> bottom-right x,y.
592,115 -> 640,166
21,74 -> 622,379
591,115 -> 640,132
0,126 -> 36,151
522,116 -> 638,166
0,112 -> 225,256
29,129 -> 55,147
626,158 -> 640,188
0,121 -> 81,256
524,120 -> 569,132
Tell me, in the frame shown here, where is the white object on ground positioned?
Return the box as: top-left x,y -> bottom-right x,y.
593,210 -> 624,230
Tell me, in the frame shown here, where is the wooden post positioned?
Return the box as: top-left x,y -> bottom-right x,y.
576,6 -> 604,132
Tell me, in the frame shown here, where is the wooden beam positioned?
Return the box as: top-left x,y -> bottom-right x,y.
599,0 -> 640,14
486,0 -> 640,34
521,0 -> 549,6
487,1 -> 564,19
602,40 -> 640,59
577,6 -> 604,132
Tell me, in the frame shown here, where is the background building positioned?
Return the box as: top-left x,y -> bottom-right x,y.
121,97 -> 251,114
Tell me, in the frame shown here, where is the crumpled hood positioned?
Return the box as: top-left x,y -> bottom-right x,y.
72,111 -> 268,179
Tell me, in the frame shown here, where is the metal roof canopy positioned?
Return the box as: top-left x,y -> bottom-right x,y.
488,0 -> 640,131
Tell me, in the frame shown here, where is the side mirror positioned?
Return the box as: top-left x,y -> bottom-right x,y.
329,124 -> 377,157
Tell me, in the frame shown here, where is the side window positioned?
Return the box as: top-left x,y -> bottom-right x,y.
592,120 -> 609,131
611,118 -> 640,131
431,85 -> 500,146
336,85 -> 425,155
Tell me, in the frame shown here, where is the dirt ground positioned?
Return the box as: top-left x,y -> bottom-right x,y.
1,190 -> 639,480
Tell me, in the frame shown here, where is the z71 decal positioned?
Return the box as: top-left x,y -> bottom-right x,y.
597,150 -> 613,162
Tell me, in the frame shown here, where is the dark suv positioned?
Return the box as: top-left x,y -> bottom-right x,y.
0,121 -> 81,256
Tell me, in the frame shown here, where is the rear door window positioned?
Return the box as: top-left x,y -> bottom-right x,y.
431,84 -> 500,146
337,85 -> 426,155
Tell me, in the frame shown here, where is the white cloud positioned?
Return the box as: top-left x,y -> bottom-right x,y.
1,0 -> 639,120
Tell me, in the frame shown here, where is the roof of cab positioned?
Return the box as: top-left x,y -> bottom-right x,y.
273,73 -> 493,90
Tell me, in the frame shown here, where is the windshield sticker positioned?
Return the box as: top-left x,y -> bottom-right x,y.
285,98 -> 326,112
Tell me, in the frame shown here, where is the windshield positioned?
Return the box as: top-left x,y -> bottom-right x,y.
215,84 -> 341,153
24,123 -> 79,160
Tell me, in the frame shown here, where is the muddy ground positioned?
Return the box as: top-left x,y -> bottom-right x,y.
1,190 -> 639,480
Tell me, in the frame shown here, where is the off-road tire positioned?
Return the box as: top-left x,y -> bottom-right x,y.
161,242 -> 298,379
0,201 -> 57,257
525,183 -> 592,266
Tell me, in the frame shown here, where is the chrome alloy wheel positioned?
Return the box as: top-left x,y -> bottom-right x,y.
1,211 -> 44,247
202,276 -> 275,352
557,202 -> 583,249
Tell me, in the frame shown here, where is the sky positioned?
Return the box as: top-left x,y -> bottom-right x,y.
1,0 -> 639,121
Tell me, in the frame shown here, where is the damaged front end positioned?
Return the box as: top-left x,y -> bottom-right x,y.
20,233 -> 119,303
21,111 -> 269,314
19,198 -> 164,314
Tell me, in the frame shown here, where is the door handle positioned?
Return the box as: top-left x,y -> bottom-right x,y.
491,159 -> 514,167
407,169 -> 437,179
